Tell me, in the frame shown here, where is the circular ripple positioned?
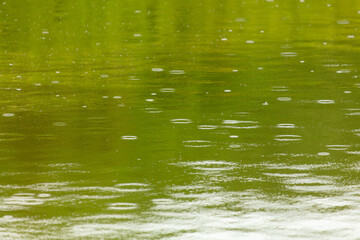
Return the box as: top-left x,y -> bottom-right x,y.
0,133 -> 25,142
114,183 -> 149,192
170,119 -> 192,124
276,123 -> 295,128
160,88 -> 175,93
317,100 -> 335,104
326,145 -> 350,151
274,135 -> 302,142
183,140 -> 212,148
197,125 -> 217,130
108,202 -> 137,210
121,136 -> 138,140
169,70 -> 185,75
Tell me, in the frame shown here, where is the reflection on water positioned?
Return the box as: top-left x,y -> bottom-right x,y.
1,0 -> 360,239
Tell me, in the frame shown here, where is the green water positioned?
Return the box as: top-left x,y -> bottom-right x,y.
1,0 -> 360,239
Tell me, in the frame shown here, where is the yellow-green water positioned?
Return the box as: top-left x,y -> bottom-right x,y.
1,0 -> 360,239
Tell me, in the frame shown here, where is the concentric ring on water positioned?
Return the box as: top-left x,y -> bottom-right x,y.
121,136 -> 138,140
108,203 -> 138,210
170,119 -> 192,124
274,135 -> 302,142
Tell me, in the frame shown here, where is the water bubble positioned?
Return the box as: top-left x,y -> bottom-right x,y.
246,40 -> 255,44
100,74 -> 109,78
113,96 -> 122,99
145,99 -> 154,102
224,90 -> 231,93
133,34 -> 142,37
229,135 -> 239,138
221,38 -> 228,41
318,152 -> 330,156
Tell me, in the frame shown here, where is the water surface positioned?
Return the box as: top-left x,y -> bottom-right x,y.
1,0 -> 360,239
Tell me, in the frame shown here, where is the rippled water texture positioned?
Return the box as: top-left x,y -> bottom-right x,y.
1,0 -> 360,239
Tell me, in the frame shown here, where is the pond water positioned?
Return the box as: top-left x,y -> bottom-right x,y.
1,0 -> 360,239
